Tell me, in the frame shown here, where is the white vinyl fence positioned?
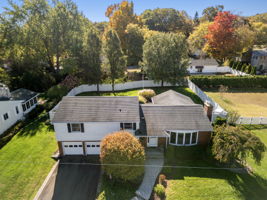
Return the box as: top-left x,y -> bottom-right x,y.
237,117 -> 267,125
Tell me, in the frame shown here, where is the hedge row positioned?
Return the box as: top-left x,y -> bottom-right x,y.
190,75 -> 267,88
229,60 -> 256,75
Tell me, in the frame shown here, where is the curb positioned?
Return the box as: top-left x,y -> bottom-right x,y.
33,161 -> 59,200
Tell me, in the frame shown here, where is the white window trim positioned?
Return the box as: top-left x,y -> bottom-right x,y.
167,130 -> 199,146
70,123 -> 82,133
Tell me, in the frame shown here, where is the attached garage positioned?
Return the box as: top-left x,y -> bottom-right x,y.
62,142 -> 84,155
85,142 -> 100,155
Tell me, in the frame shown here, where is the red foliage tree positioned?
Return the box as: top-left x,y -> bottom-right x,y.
204,11 -> 238,64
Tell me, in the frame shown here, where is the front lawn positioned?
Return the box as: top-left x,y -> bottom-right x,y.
163,127 -> 267,200
0,116 -> 57,200
204,88 -> 267,117
77,86 -> 203,105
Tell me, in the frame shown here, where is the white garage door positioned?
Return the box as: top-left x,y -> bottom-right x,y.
63,142 -> 84,155
85,142 -> 100,155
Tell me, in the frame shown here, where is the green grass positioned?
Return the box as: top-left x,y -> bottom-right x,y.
204,88 -> 267,117
77,86 -> 203,105
0,116 -> 57,200
163,127 -> 267,200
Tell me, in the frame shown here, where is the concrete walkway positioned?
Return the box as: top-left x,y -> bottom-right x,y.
133,149 -> 164,200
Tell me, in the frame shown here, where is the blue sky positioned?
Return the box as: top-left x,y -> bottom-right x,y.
0,0 -> 266,22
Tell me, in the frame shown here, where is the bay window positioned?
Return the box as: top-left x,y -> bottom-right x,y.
169,131 -> 198,146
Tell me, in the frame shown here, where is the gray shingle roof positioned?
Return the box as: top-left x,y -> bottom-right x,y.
152,90 -> 194,105
141,104 -> 213,136
190,58 -> 218,66
52,96 -> 140,123
10,88 -> 38,101
252,49 -> 267,57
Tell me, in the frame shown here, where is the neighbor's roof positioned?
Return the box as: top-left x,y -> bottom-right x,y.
190,58 -> 218,66
11,88 -> 38,101
52,96 -> 140,123
152,90 -> 194,105
141,104 -> 213,136
252,49 -> 267,57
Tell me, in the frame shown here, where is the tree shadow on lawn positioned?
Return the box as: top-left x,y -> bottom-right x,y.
162,146 -> 267,200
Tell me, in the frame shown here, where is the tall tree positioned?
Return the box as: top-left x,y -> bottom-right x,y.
140,8 -> 193,37
105,1 -> 138,52
82,27 -> 102,91
193,11 -> 200,25
142,32 -> 189,86
102,29 -> 126,92
201,5 -> 224,22
125,23 -> 145,66
204,11 -> 238,64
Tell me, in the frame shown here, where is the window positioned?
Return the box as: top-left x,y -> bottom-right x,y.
30,99 -> 34,106
120,122 -> 136,130
170,132 -> 176,144
67,123 -> 84,132
33,97 -> 37,104
168,131 -> 198,146
3,113 -> 9,120
26,101 -> 30,109
15,106 -> 19,114
22,104 -> 26,112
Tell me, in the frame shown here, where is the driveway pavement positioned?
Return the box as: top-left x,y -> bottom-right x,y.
36,156 -> 101,200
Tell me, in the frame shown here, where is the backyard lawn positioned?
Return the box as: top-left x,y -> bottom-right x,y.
204,88 -> 267,117
0,116 -> 57,200
163,126 -> 267,200
78,86 -> 203,105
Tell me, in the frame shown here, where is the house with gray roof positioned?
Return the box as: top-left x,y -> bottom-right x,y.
251,48 -> 267,71
51,90 -> 213,156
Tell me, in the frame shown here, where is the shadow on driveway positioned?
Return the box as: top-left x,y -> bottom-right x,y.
39,156 -> 101,200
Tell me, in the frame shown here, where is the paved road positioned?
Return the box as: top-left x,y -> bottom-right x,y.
38,156 -> 101,200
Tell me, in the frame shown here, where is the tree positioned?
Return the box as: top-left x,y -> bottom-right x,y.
193,11 -> 200,25
142,32 -> 189,86
234,25 -> 255,55
0,68 -> 10,86
125,23 -> 145,66
82,27 -> 102,91
102,29 -> 126,92
204,12 -> 238,64
201,5 -> 224,22
105,1 -> 138,52
212,125 -> 266,165
100,131 -> 145,182
140,8 -> 193,37
252,22 -> 267,45
188,22 -> 212,52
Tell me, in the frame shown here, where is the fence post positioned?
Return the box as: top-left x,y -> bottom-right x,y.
250,117 -> 253,125
259,117 -> 262,125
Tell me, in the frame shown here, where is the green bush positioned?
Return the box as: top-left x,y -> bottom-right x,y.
213,117 -> 227,126
100,131 -> 145,182
241,64 -> 247,72
250,66 -> 256,75
190,75 -> 267,88
138,89 -> 156,102
237,62 -> 243,71
46,85 -> 68,101
154,184 -> 166,199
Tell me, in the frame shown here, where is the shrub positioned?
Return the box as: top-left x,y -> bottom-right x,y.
241,64 -> 247,72
100,131 -> 145,182
158,174 -> 167,188
245,64 -> 252,74
227,110 -> 240,126
138,95 -> 147,104
212,125 -> 266,165
154,184 -> 166,199
213,117 -> 227,126
237,62 -> 243,71
189,75 -> 267,88
46,85 -> 68,101
138,89 -> 156,102
250,66 -> 256,75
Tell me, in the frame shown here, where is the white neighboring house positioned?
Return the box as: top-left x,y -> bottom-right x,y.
188,58 -> 230,74
0,84 -> 39,135
51,96 -> 140,155
251,48 -> 267,71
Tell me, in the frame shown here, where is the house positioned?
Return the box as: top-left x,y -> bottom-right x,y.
251,48 -> 267,72
0,84 -> 39,135
51,90 -> 213,156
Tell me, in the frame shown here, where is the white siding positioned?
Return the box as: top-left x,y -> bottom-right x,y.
54,121 -> 140,141
0,101 -> 24,135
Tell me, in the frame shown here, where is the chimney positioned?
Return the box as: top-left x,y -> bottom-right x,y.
204,101 -> 213,121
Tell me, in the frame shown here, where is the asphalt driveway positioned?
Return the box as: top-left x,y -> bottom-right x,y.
37,156 -> 101,200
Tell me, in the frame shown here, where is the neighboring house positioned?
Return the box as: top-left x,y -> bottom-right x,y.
0,84 -> 39,135
51,90 -> 213,156
251,48 -> 267,71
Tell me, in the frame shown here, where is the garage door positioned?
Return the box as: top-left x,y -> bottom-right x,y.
63,142 -> 84,155
85,142 -> 100,155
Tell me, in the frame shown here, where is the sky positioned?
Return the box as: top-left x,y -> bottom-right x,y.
0,0 -> 267,22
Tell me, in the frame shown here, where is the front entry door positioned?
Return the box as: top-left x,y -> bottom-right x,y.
147,137 -> 158,147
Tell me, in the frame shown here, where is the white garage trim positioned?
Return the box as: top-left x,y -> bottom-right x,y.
62,142 -> 84,155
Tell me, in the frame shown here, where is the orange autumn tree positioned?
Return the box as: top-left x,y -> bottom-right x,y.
105,1 -> 139,52
204,11 -> 238,65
